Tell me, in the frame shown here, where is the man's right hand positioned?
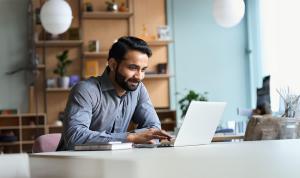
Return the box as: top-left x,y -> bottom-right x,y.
127,128 -> 172,144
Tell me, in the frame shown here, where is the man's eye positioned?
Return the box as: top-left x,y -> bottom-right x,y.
128,66 -> 138,70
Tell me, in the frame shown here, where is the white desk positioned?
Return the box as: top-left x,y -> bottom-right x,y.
30,139 -> 300,178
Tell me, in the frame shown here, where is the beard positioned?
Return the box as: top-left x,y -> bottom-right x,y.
115,66 -> 140,91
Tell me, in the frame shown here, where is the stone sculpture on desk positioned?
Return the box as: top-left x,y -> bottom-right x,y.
53,50 -> 72,89
244,88 -> 300,141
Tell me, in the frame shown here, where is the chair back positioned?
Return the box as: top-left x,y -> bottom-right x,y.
32,133 -> 61,153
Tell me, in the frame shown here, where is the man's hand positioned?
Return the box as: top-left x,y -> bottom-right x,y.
127,128 -> 172,144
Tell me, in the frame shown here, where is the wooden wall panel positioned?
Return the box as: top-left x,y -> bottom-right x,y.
133,0 -> 166,37
143,79 -> 169,108
83,20 -> 128,51
148,46 -> 168,72
46,92 -> 69,124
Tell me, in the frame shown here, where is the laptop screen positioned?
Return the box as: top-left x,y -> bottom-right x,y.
174,101 -> 226,146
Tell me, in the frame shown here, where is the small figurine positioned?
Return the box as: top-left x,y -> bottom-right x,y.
118,2 -> 128,12
106,0 -> 118,12
85,2 -> 93,12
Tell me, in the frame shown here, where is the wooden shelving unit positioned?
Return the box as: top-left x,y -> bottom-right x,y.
35,40 -> 83,47
29,0 -> 176,134
147,40 -> 173,46
46,88 -> 71,92
46,125 -> 63,134
144,74 -> 171,79
37,64 -> 45,70
0,114 -> 46,153
83,51 -> 108,58
82,11 -> 133,19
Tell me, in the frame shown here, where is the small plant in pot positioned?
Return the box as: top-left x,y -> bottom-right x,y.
178,90 -> 208,119
53,50 -> 72,89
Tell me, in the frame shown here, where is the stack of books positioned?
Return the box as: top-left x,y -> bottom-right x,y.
74,142 -> 133,151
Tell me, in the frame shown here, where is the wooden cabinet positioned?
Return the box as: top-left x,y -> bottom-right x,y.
29,0 -> 176,132
0,114 -> 46,153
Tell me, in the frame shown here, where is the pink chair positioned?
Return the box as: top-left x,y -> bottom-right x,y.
32,133 -> 61,153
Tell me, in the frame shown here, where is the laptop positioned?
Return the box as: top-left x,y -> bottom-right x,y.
135,101 -> 226,148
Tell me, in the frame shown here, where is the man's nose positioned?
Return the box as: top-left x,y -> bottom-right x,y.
134,70 -> 144,80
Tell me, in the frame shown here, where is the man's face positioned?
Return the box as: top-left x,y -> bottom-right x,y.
114,50 -> 149,91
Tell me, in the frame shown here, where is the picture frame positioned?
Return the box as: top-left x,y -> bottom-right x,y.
157,26 -> 171,40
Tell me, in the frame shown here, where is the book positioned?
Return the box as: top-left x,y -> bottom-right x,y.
74,142 -> 133,151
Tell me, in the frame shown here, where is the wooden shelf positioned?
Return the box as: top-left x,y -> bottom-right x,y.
47,125 -> 62,128
0,115 -> 19,118
161,121 -> 176,124
82,11 -> 133,19
22,140 -> 35,145
37,64 -> 45,70
46,88 -> 71,92
0,141 -> 20,146
21,125 -> 45,129
84,51 -> 108,58
144,74 -> 171,79
35,40 -> 83,47
147,40 -> 173,46
0,126 -> 19,130
212,134 -> 244,142
20,113 -> 45,117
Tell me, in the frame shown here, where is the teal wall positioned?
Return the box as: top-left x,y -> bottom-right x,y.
168,0 -> 251,124
0,0 -> 28,112
0,0 -> 253,124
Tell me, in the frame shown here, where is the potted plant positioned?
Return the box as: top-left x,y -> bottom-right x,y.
178,90 -> 208,118
53,50 -> 72,89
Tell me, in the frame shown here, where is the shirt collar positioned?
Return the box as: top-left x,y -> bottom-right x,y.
100,67 -> 115,91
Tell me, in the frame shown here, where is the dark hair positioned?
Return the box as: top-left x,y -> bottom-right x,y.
108,36 -> 152,64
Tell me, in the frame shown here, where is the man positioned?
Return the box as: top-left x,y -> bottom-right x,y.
57,36 -> 171,151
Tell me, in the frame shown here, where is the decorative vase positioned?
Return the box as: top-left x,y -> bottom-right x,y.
106,2 -> 118,12
279,118 -> 300,139
58,76 -> 70,89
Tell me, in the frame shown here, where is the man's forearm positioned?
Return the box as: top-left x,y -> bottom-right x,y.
64,126 -> 128,149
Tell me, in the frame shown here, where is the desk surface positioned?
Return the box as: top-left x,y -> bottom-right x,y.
30,139 -> 300,178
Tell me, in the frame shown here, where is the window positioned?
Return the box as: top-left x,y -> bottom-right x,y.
259,0 -> 300,112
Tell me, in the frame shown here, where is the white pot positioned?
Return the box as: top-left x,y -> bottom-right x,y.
58,76 -> 70,89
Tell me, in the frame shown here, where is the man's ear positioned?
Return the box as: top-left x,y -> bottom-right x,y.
108,58 -> 117,72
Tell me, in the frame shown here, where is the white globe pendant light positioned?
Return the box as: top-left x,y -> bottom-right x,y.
40,0 -> 73,36
213,0 -> 245,28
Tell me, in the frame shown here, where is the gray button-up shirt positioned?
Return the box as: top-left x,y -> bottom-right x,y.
57,68 -> 161,150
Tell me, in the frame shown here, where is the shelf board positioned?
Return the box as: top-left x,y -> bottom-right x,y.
35,40 -> 83,47
20,113 -> 46,117
47,125 -> 63,128
22,140 -> 35,145
147,40 -> 173,46
37,64 -> 45,70
156,109 -> 176,113
0,126 -> 19,130
21,125 -> 45,129
84,51 -> 108,58
0,141 -> 20,146
161,121 -> 176,124
83,11 -> 133,19
144,74 -> 171,79
46,88 -> 71,92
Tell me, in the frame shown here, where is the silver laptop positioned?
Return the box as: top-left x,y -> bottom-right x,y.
136,101 -> 226,148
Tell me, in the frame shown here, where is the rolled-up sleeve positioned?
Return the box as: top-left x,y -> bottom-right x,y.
131,84 -> 161,130
62,83 -> 128,150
